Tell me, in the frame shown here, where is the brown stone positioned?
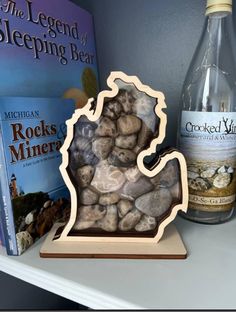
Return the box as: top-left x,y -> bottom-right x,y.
115,89 -> 135,113
73,220 -> 95,230
103,100 -> 123,120
117,199 -> 133,217
137,122 -> 153,149
95,117 -> 117,137
117,115 -> 142,135
115,134 -> 137,149
79,205 -> 106,221
99,193 -> 120,205
76,165 -> 95,188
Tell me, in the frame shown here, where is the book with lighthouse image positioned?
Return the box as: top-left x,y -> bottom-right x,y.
0,0 -> 99,254
0,97 -> 75,255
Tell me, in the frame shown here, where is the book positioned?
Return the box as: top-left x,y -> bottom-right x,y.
0,97 -> 75,255
0,0 -> 99,104
0,219 -> 5,247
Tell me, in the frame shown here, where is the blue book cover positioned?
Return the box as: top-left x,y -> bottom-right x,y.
0,218 -> 5,247
0,0 -> 99,102
0,97 -> 75,255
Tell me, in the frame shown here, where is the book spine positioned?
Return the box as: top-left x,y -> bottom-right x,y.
0,211 -> 6,247
0,221 -> 3,247
0,125 -> 18,255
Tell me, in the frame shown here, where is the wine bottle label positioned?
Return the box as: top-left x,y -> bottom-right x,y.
179,111 -> 236,212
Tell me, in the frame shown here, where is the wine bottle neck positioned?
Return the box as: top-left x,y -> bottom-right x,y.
207,11 -> 232,19
205,11 -> 233,39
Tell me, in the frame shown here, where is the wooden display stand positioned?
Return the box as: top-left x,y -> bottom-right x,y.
40,223 -> 187,259
40,72 -> 188,259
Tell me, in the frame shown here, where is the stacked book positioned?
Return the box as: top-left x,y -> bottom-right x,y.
0,0 -> 98,255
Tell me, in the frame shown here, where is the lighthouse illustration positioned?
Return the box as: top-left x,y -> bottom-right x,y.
9,174 -> 19,199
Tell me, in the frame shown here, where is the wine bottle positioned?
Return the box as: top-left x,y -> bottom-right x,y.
178,0 -> 236,223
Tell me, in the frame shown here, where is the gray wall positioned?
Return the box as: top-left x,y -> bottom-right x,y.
75,0 -> 206,147
75,0 -> 236,147
1,0 -> 235,310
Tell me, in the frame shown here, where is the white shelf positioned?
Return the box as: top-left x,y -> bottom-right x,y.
0,216 -> 236,310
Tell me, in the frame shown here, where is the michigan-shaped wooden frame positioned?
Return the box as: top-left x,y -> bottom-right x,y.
54,71 -> 189,246
40,72 -> 188,258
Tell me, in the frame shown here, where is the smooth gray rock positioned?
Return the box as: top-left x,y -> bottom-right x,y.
96,205 -> 118,232
118,208 -> 142,231
115,134 -> 137,149
69,151 -> 84,170
151,159 -> 179,188
135,189 -> 172,217
108,147 -> 136,167
92,137 -> 113,160
79,205 -> 106,221
121,176 -> 154,199
78,149 -> 99,167
80,188 -> 99,205
75,121 -> 96,139
74,136 -> 91,152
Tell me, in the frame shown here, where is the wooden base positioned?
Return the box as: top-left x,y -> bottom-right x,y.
40,223 -> 187,259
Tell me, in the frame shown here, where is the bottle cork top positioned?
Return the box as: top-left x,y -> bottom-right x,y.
206,0 -> 232,15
